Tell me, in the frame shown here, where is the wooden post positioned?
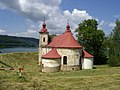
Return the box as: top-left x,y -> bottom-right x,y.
19,68 -> 24,76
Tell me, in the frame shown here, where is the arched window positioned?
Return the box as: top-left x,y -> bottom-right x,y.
63,56 -> 67,65
79,56 -> 81,64
43,37 -> 45,42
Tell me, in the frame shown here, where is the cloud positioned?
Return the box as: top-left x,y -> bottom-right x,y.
108,22 -> 116,28
22,29 -> 36,35
98,20 -> 107,29
97,20 -> 116,35
63,9 -> 92,33
99,20 -> 105,27
42,9 -> 93,34
0,0 -> 61,21
114,14 -> 120,18
0,0 -> 93,37
63,9 -> 92,23
0,29 -> 6,34
98,20 -> 116,29
8,29 -> 38,38
8,23 -> 38,38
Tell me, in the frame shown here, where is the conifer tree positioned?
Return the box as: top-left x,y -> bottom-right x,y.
108,20 -> 120,66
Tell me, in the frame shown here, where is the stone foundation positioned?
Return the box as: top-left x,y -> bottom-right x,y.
61,65 -> 81,71
42,66 -> 60,72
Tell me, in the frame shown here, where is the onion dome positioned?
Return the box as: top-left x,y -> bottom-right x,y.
39,22 -> 48,33
65,24 -> 71,33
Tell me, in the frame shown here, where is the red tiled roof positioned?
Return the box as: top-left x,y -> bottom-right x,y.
42,48 -> 61,59
82,50 -> 94,58
47,25 -> 82,48
40,23 -> 48,33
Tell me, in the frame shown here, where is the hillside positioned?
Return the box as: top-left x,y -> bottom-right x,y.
0,35 -> 39,48
0,52 -> 120,90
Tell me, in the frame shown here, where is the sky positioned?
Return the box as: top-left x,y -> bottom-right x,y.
0,0 -> 120,38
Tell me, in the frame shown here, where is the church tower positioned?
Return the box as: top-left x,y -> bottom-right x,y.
39,22 -> 49,47
38,21 -> 49,65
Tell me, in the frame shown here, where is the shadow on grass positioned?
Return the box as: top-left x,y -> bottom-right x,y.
0,61 -> 13,68
93,67 -> 96,69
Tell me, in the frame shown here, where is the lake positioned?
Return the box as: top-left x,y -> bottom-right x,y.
0,47 -> 38,53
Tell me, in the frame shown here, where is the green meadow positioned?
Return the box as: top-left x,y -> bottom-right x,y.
0,52 -> 120,90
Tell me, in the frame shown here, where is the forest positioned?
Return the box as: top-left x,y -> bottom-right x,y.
0,35 -> 39,48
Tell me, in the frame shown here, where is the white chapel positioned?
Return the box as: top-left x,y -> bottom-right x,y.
38,22 -> 94,72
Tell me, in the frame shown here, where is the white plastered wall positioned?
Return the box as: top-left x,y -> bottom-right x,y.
82,58 -> 93,69
41,48 -> 82,66
57,48 -> 82,66
42,58 -> 60,67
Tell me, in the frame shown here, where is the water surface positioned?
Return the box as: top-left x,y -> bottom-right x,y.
0,47 -> 38,53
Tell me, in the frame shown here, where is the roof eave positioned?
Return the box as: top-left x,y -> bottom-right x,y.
42,57 -> 61,59
47,46 -> 83,49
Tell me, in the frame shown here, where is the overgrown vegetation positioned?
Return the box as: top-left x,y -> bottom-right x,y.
0,52 -> 120,90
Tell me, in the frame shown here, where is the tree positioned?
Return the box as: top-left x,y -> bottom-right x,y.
48,34 -> 56,43
75,19 -> 107,65
107,20 -> 120,67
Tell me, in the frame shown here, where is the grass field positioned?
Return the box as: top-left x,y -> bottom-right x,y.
0,52 -> 120,90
